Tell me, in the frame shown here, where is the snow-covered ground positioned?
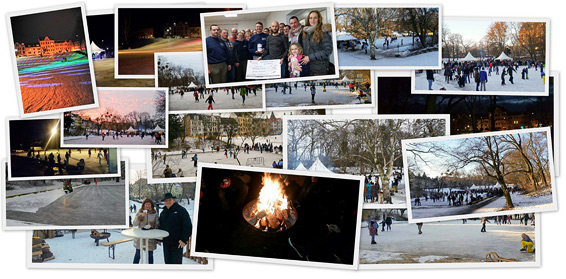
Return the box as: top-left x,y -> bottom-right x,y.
34,199 -> 202,265
63,134 -> 166,146
415,65 -> 545,93
410,192 -> 553,219
169,88 -> 264,112
266,84 -> 368,108
360,219 -> 536,265
338,37 -> 439,67
151,136 -> 283,179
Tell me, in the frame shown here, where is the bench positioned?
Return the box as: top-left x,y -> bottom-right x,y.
101,238 -> 134,259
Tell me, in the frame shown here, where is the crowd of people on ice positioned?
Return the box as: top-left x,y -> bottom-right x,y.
22,147 -> 110,176
82,130 -> 165,144
170,85 -> 261,108
413,185 -> 520,207
424,59 -> 546,91
154,140 -> 284,178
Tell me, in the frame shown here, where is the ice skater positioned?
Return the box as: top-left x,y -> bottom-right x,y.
310,84 -> 316,104
206,95 -> 215,110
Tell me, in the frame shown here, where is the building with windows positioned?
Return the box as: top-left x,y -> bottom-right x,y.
163,22 -> 201,39
14,36 -> 85,57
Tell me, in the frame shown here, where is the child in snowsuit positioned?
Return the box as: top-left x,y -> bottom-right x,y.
520,233 -> 535,253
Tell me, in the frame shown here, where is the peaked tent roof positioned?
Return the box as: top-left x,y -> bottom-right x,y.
295,162 -> 308,171
90,41 -> 103,54
188,82 -> 198,88
340,76 -> 352,82
496,52 -> 513,61
461,52 -> 477,61
336,31 -> 357,41
126,126 -> 136,132
308,157 -> 332,173
153,125 -> 164,132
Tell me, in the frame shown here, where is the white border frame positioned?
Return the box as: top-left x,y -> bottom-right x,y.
6,2 -> 99,118
3,159 -> 129,230
6,116 -> 121,181
191,162 -> 364,270
358,212 -> 541,269
114,3 -> 246,80
200,4 -> 340,88
334,4 -> 442,70
402,127 -> 557,223
411,16 -> 550,96
376,70 -> 560,176
265,69 -> 376,111
60,87 -> 170,149
282,114 -> 451,209
154,51 -> 267,114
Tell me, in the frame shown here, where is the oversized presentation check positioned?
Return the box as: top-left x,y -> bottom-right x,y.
245,59 -> 281,80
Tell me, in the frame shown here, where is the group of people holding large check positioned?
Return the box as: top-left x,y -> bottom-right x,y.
206,10 -> 334,84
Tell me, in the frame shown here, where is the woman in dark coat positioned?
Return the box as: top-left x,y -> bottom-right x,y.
300,10 -> 333,76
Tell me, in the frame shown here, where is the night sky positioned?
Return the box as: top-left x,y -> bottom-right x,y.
9,119 -> 60,148
10,7 -> 85,44
117,7 -> 241,44
87,13 -> 114,50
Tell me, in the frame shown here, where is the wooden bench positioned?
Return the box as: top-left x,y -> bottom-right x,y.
101,238 -> 134,259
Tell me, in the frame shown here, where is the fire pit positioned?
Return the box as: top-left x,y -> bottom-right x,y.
90,229 -> 111,246
242,174 -> 297,233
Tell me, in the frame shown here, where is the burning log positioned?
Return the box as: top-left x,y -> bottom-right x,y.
247,210 -> 267,226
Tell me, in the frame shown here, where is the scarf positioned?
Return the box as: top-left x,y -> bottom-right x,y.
289,25 -> 303,43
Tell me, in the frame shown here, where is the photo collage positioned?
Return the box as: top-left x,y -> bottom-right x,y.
0,0 -> 560,276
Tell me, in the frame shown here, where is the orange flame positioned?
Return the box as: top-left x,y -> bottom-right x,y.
257,174 -> 288,214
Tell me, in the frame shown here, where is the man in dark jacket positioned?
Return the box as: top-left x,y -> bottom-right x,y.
159,193 -> 192,264
248,22 -> 268,59
259,21 -> 289,78
206,24 -> 231,84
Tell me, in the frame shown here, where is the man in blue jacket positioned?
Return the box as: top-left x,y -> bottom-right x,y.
159,193 -> 192,264
479,67 -> 488,91
248,22 -> 268,59
206,24 -> 231,84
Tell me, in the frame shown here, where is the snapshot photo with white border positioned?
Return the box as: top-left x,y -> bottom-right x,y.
191,163 -> 364,270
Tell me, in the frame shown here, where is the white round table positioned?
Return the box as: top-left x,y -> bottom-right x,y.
121,228 -> 169,264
